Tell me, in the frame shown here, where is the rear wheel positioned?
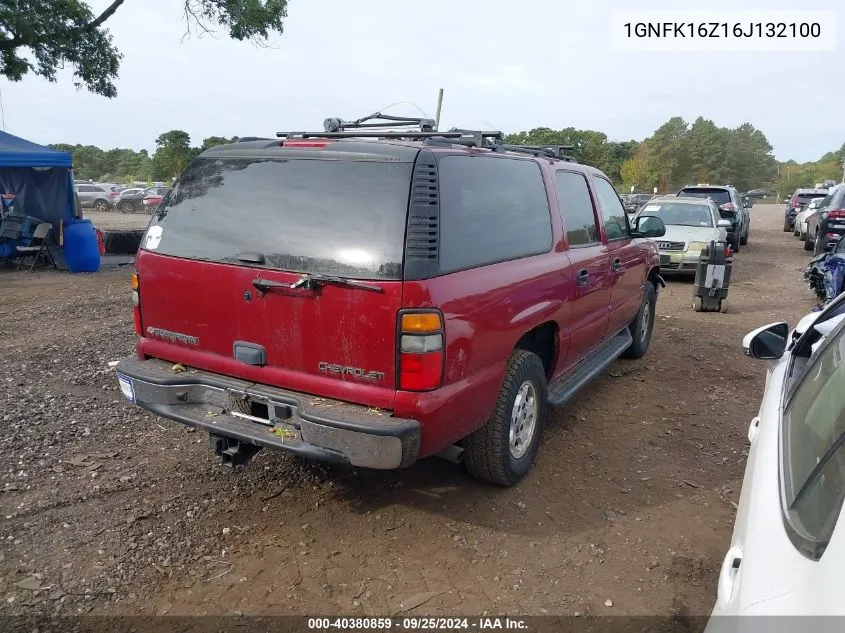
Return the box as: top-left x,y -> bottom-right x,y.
463,350 -> 548,487
120,201 -> 136,214
693,296 -> 703,312
94,199 -> 110,212
814,232 -> 823,256
783,218 -> 792,232
804,231 -> 814,251
622,282 -> 656,359
740,231 -> 748,246
719,299 -> 729,313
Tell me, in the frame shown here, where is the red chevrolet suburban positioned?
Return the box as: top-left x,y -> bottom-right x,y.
116,117 -> 665,486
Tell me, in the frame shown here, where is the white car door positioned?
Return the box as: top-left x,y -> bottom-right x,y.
709,312 -> 845,622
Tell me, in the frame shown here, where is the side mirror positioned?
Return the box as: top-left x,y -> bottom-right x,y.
783,198 -> 790,204
632,215 -> 666,238
743,322 -> 789,360
717,219 -> 732,228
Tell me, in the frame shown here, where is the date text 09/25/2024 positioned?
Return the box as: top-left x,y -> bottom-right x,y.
307,617 -> 528,630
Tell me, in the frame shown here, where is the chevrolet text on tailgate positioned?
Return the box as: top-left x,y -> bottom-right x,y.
116,113 -> 667,486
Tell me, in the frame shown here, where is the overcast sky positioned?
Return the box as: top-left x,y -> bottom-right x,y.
3,0 -> 842,162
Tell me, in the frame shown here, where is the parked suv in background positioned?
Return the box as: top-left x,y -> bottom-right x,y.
115,120 -> 666,486
806,186 -> 845,255
785,187 -> 828,232
676,185 -> 749,251
75,183 -> 115,212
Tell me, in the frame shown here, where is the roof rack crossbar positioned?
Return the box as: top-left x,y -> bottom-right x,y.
278,131 -> 477,139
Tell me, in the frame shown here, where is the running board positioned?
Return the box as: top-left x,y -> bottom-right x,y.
547,329 -> 633,407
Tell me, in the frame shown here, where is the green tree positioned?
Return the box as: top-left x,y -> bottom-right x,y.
620,142 -> 658,192
197,136 -> 234,153
0,0 -> 288,97
151,130 -> 193,181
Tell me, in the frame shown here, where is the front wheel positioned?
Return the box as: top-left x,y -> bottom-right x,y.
94,199 -> 110,212
463,350 -> 548,487
622,282 -> 657,359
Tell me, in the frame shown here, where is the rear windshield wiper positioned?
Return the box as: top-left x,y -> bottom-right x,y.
252,274 -> 384,294
291,273 -> 384,293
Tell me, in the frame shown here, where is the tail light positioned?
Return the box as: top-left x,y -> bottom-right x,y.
790,195 -> 800,208
131,272 -> 142,336
827,210 -> 845,219
719,202 -> 737,212
397,311 -> 444,391
110,191 -> 119,198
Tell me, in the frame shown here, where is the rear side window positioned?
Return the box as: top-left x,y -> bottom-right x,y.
144,156 -> 412,280
678,188 -> 731,206
438,156 -> 552,273
555,171 -> 599,246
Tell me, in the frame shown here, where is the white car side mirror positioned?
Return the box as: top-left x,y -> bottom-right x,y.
743,322 -> 789,359
717,219 -> 732,228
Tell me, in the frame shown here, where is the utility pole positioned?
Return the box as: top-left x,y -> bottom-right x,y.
841,158 -> 845,184
434,88 -> 444,131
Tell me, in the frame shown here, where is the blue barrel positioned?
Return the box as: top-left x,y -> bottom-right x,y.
63,219 -> 100,273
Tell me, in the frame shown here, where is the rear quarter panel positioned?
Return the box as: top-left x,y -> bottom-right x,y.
396,165 -> 574,455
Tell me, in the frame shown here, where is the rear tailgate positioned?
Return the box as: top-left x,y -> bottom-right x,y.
134,149 -> 415,410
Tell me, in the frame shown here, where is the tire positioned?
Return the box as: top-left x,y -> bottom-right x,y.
463,349 -> 548,487
622,282 -> 657,359
719,299 -> 729,314
814,233 -> 823,256
804,233 -> 814,251
793,228 -> 801,237
740,231 -> 748,246
783,218 -> 792,232
799,231 -> 807,241
120,201 -> 136,214
94,199 -> 110,212
693,296 -> 703,312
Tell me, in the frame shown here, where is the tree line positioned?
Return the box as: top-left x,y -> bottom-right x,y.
52,118 -> 842,195
51,131 -> 238,184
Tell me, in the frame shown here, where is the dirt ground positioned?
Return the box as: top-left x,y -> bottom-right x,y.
0,204 -> 818,620
83,210 -> 151,232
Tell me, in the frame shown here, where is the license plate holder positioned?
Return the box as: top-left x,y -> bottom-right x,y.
117,375 -> 136,403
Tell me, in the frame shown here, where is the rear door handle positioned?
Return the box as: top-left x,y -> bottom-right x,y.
612,258 -> 622,272
577,269 -> 590,287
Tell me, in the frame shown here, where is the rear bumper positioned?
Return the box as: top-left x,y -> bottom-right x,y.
115,357 -> 420,469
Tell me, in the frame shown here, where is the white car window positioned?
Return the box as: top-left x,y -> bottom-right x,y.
783,326 -> 845,553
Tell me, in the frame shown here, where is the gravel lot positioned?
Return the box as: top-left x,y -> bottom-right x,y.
83,210 -> 151,232
0,204 -> 817,619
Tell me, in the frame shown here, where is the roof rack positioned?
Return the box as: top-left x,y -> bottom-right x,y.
277,112 -> 578,162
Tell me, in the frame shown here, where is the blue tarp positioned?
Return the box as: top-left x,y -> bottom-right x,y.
0,130 -> 72,168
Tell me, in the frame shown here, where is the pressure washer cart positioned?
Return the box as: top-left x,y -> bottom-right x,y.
692,240 -> 732,313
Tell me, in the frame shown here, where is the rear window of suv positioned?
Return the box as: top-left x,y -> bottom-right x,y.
677,188 -> 732,206
143,156 -> 412,280
797,192 -> 827,204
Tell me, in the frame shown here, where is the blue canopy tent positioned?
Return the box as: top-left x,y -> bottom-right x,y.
0,130 -> 99,271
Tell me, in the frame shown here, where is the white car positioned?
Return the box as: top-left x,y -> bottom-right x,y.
794,197 -> 826,241
635,196 -> 731,276
704,294 -> 845,630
